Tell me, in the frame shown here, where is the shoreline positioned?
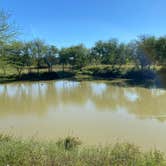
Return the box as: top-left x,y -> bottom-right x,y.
0,68 -> 160,88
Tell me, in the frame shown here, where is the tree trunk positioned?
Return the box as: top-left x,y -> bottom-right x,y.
28,67 -> 32,74
37,67 -> 40,75
3,68 -> 6,76
62,63 -> 65,72
17,68 -> 22,79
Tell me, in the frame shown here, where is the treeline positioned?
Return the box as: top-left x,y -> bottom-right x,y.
0,10 -> 166,77
1,36 -> 166,75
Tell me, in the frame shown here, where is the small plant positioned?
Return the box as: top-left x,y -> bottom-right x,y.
56,136 -> 81,150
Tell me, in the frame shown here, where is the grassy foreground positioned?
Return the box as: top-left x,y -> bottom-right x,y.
0,135 -> 165,166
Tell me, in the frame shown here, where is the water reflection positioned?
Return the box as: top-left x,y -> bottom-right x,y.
150,88 -> 166,97
124,89 -> 139,102
0,81 -> 166,120
90,83 -> 107,96
54,81 -> 80,93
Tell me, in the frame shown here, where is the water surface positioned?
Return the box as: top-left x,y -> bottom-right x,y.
0,80 -> 166,151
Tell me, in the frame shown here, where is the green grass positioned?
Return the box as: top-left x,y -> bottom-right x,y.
0,134 -> 166,166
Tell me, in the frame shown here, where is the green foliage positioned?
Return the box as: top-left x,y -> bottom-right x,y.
0,10 -> 17,43
44,45 -> 58,72
155,37 -> 166,65
0,54 -> 8,75
29,39 -> 48,70
90,39 -> 130,66
6,41 -> 25,76
59,44 -> 89,70
59,47 -> 71,71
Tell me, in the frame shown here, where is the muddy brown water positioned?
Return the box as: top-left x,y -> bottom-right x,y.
0,80 -> 166,151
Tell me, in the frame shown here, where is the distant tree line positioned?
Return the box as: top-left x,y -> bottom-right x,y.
1,10 -> 166,77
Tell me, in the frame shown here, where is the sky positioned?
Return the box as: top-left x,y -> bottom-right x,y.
1,0 -> 166,48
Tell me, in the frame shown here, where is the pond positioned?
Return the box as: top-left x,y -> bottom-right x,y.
0,80 -> 166,151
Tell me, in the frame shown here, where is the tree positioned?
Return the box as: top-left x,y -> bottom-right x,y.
7,41 -> 25,77
69,44 -> 89,69
23,42 -> 34,73
0,10 -> 18,75
90,41 -> 105,65
59,44 -> 89,71
45,45 -> 58,72
29,39 -> 47,74
129,37 -> 153,70
139,36 -> 157,68
91,39 -> 127,68
116,43 -> 129,68
0,43 -> 9,75
59,48 -> 70,72
102,39 -> 119,66
155,37 -> 166,65
0,10 -> 17,43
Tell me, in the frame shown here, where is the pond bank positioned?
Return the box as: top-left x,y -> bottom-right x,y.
0,135 -> 165,166
0,68 -> 161,88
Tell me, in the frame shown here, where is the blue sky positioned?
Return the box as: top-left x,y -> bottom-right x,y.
1,0 -> 166,48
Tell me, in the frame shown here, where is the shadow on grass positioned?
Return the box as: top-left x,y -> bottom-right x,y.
0,71 -> 75,84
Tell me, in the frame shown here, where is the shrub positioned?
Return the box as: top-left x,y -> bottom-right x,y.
56,136 -> 81,150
